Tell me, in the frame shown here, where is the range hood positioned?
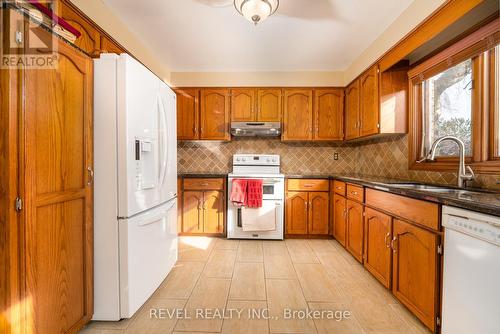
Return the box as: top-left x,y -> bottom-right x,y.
231,122 -> 281,137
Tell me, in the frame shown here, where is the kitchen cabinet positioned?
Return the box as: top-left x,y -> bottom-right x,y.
99,35 -> 125,54
359,64 -> 380,137
282,89 -> 313,141
176,88 -> 200,140
346,199 -> 364,262
286,179 -> 329,236
257,89 -> 282,122
364,208 -> 392,288
231,88 -> 255,121
345,79 -> 360,140
332,193 -> 347,246
392,219 -> 439,332
200,89 -> 231,140
180,178 -> 226,235
313,89 -> 344,141
0,22 -> 94,333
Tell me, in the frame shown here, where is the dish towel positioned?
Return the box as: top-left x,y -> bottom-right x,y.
230,179 -> 248,206
246,179 -> 263,208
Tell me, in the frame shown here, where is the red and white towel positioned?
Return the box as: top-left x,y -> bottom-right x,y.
246,179 -> 263,208
230,179 -> 263,208
230,179 -> 248,206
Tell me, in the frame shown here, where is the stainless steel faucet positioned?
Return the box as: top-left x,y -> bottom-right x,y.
419,135 -> 475,188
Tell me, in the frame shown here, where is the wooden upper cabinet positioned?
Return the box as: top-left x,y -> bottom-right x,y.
364,208 -> 392,288
346,199 -> 363,262
231,88 -> 255,122
99,35 -> 124,54
257,89 -> 282,122
286,192 -> 308,234
314,89 -> 344,141
203,190 -> 225,234
345,79 -> 360,140
392,219 -> 439,332
360,65 -> 380,137
176,88 -> 200,140
308,192 -> 329,235
282,89 -> 313,141
200,89 -> 230,140
59,1 -> 101,56
333,194 -> 347,246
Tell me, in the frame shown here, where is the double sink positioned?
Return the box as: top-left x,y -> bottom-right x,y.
385,183 -> 491,197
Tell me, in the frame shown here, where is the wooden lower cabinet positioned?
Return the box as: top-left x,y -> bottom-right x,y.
332,194 -> 347,246
308,192 -> 329,234
202,190 -> 225,233
346,200 -> 364,262
392,219 -> 439,332
285,192 -> 309,234
364,208 -> 392,288
182,191 -> 204,233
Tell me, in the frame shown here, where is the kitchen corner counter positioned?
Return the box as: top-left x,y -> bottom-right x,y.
286,174 -> 500,216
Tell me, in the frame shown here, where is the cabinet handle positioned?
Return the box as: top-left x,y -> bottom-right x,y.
384,233 -> 391,248
390,236 -> 398,253
200,183 -> 209,186
351,191 -> 358,196
87,167 -> 94,186
303,184 -> 314,188
336,186 -> 342,190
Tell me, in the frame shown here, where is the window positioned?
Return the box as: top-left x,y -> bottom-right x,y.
408,20 -> 500,173
422,59 -> 473,157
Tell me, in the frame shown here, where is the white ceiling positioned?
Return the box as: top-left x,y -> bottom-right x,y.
102,0 -> 414,72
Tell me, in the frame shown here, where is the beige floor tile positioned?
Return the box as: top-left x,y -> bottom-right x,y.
263,240 -> 288,255
237,240 -> 263,262
229,262 -> 266,301
215,238 -> 240,250
266,279 -> 317,333
178,236 -> 215,262
78,328 -> 123,334
294,263 -> 343,302
203,249 -> 237,278
389,303 -> 432,334
264,253 -> 296,279
308,302 -> 364,334
154,261 -> 205,299
84,319 -> 133,331
125,298 -> 187,334
350,299 -> 414,334
222,300 -> 269,334
174,278 -> 231,332
316,251 -> 353,280
286,239 -> 320,263
307,239 -> 339,255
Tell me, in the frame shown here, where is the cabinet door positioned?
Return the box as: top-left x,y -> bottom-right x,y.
22,34 -> 94,333
99,35 -> 125,54
182,191 -> 203,233
346,200 -> 363,262
176,88 -> 199,140
285,192 -> 308,234
231,88 -> 255,121
203,191 -> 225,234
313,89 -> 344,141
282,89 -> 313,141
333,194 -> 347,246
308,192 -> 329,235
360,65 -> 379,137
392,219 -> 438,332
364,208 -> 392,288
257,89 -> 282,122
59,1 -> 101,56
200,89 -> 230,140
345,79 -> 360,140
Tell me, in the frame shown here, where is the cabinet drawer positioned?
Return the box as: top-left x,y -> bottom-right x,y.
366,188 -> 439,231
346,184 -> 364,202
183,178 -> 224,190
333,181 -> 346,195
287,179 -> 329,192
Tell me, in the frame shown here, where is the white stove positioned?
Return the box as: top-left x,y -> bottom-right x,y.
227,154 -> 284,240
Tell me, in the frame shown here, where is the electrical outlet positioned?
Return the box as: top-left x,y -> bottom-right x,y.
333,153 -> 339,160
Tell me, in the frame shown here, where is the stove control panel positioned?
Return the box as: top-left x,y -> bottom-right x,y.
233,154 -> 280,166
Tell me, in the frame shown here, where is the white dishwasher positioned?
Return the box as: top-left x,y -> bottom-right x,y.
441,206 -> 500,334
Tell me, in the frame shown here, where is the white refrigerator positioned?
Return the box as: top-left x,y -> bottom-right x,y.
93,54 -> 178,320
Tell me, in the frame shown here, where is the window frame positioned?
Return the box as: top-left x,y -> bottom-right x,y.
408,19 -> 500,174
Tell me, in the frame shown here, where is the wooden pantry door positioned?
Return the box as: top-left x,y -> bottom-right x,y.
21,33 -> 94,334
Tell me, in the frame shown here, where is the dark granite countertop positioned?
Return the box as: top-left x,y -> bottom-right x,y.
178,173 -> 227,178
287,174 -> 500,217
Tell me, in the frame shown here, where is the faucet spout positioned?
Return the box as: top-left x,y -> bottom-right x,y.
420,136 -> 475,188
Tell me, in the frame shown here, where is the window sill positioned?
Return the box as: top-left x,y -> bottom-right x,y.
409,160 -> 500,174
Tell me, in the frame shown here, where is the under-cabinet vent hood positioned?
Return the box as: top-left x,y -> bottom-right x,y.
231,122 -> 281,137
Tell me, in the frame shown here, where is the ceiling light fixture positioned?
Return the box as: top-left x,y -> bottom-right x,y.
234,0 -> 279,25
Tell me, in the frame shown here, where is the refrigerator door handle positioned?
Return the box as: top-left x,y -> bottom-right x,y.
157,94 -> 168,187
137,200 -> 176,227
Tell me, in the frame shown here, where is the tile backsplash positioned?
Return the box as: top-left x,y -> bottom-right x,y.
178,135 -> 500,190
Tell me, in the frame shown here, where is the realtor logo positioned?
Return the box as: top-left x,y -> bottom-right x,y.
1,0 -> 58,69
